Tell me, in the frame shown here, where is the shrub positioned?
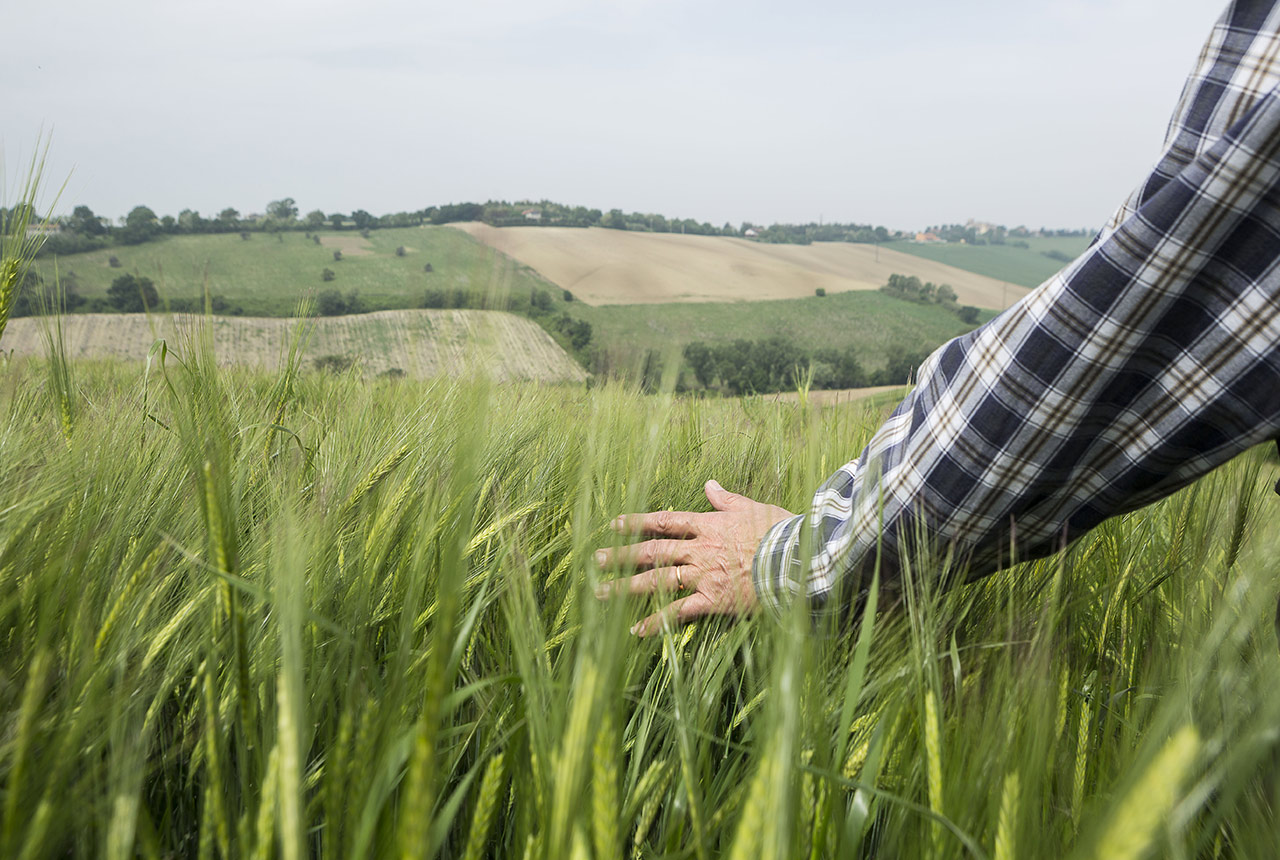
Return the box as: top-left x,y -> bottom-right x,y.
958,306 -> 981,325
530,289 -> 553,313
333,250 -> 343,262
312,353 -> 353,373
563,289 -> 574,302
106,273 -> 159,313
313,235 -> 321,245
322,268 -> 336,283
108,256 -> 121,268
240,231 -> 251,241
317,289 -> 346,316
815,288 -> 826,297
423,263 -> 433,273
395,246 -> 406,257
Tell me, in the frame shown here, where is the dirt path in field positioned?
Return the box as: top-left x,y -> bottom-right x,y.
452,223 -> 1028,309
768,385 -> 909,407
319,235 -> 375,256
0,310 -> 588,383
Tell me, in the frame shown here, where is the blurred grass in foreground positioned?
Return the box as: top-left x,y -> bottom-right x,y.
2,331 -> 1279,859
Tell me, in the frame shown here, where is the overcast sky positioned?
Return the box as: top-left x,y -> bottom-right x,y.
3,0 -> 1223,231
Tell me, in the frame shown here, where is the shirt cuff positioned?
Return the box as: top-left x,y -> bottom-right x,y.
751,513 -> 806,621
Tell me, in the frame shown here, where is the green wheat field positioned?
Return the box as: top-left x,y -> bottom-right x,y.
2,335 -> 1280,858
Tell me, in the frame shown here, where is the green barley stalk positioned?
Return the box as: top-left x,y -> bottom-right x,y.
254,744 -> 280,860
993,770 -> 1020,860
0,139 -> 60,346
35,272 -> 76,442
923,687 -> 945,850
592,714 -> 620,860
631,761 -> 672,860
1082,725 -> 1200,860
201,664 -> 232,859
1,649 -> 50,856
461,752 -> 506,860
1072,700 -> 1092,826
340,442 -> 413,520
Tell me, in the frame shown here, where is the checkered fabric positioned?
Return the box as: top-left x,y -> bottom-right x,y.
753,0 -> 1280,622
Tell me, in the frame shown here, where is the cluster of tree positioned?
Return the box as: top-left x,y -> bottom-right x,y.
922,223 -> 1093,246
744,223 -> 892,245
316,289 -> 366,316
879,274 -> 981,325
678,337 -> 929,395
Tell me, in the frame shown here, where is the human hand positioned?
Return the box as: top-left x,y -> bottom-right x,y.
594,480 -> 794,636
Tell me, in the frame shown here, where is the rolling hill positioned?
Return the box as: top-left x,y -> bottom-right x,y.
451,223 -> 1031,309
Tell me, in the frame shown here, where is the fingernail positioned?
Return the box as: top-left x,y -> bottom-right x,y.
612,516 -> 623,530
594,584 -> 609,600
630,622 -> 642,636
708,479 -> 722,491
594,550 -> 606,566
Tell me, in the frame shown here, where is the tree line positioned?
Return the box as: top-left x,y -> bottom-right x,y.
659,337 -> 931,396
11,194 -> 1100,259
13,197 -> 908,256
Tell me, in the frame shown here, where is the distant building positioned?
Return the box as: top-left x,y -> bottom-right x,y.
914,231 -> 943,243
744,228 -> 758,238
522,209 -> 542,221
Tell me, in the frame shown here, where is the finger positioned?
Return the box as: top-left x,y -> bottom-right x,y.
705,479 -> 745,512
631,592 -> 713,637
596,539 -> 694,570
595,565 -> 691,599
611,509 -> 703,538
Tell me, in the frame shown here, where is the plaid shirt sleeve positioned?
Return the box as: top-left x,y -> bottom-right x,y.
753,0 -> 1280,622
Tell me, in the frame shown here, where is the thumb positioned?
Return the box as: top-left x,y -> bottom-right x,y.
705,479 -> 742,511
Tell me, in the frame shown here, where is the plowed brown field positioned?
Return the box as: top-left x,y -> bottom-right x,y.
452,223 -> 1029,309
2,310 -> 587,383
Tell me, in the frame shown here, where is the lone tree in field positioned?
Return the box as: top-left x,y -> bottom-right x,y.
106,273 -> 159,313
322,268 -> 336,282
333,250 -> 343,262
395,246 -> 406,257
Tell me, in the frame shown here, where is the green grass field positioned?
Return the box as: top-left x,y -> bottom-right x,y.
2,337 -> 1279,858
36,227 -> 556,316
571,290 -> 978,371
886,236 -> 1094,288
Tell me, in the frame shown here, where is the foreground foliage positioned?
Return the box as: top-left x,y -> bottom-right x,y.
1,338 -> 1279,859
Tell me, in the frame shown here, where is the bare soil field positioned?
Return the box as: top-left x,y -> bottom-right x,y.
2,310 -> 588,383
453,223 -> 1029,309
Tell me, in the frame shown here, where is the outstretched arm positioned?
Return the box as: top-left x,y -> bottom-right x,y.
600,3 -> 1280,632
